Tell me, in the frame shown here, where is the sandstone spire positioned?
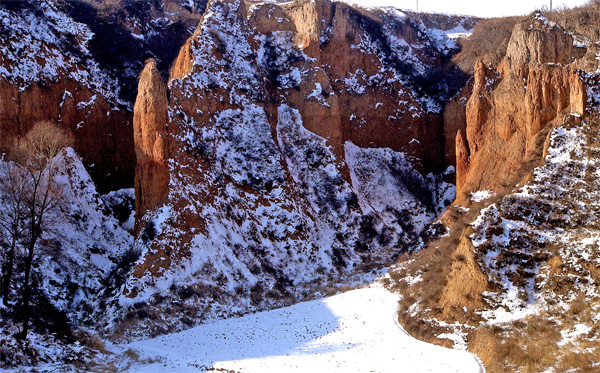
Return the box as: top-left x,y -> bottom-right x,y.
133,59 -> 170,233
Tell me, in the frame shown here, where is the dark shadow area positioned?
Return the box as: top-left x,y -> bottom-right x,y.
347,6 -> 471,106
58,0 -> 207,102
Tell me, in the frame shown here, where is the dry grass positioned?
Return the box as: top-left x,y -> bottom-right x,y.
74,331 -> 107,353
390,207 -> 482,344
470,296 -> 600,373
557,350 -> 600,373
451,16 -> 521,73
544,0 -> 600,39
123,348 -> 140,362
393,114 -> 596,371
480,315 -> 562,373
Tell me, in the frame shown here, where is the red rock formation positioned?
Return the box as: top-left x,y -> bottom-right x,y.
504,15 -> 573,69
170,37 -> 196,82
455,14 -> 587,200
123,0 -> 468,317
524,64 -> 586,139
0,78 -> 134,193
465,60 -> 494,153
0,1 -> 142,193
133,60 -> 170,232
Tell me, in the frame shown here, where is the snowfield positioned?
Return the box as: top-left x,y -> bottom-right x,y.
125,286 -> 483,372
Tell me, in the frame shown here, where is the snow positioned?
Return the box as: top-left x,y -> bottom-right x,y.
465,119 -> 600,329
0,147 -> 132,345
446,32 -> 472,40
102,188 -> 135,231
277,105 -> 354,217
307,83 -> 330,107
124,286 -> 482,373
470,189 -> 495,202
345,141 -> 433,231
120,0 -> 464,337
558,324 -> 592,346
344,71 -> 367,95
36,148 -> 132,313
214,103 -> 285,188
334,0 -> 590,18
0,2 -> 124,104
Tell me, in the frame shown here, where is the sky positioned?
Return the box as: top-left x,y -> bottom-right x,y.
342,0 -> 592,18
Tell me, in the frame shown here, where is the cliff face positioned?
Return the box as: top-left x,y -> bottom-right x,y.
455,14 -> 587,201
118,0 -> 471,337
394,12 -> 600,371
447,12 -> 591,317
6,1 -> 600,370
0,2 -> 135,192
0,0 -> 206,193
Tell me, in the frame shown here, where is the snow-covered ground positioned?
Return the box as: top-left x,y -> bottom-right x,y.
124,286 -> 483,372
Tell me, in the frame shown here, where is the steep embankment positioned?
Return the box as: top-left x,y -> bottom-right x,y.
0,148 -> 133,368
0,0 -> 206,192
113,0 -> 473,338
0,0 -> 206,367
392,11 -> 600,372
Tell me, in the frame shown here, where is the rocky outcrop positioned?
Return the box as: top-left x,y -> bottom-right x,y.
525,63 -> 586,139
119,0 -> 470,336
0,0 -> 211,194
0,79 -> 135,193
455,13 -> 587,199
443,79 -> 472,170
504,14 -> 573,69
395,13 -> 597,371
465,60 -> 495,154
133,61 -> 170,232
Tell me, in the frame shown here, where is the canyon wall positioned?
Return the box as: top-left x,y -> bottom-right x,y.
395,12 -> 600,372
455,14 -> 587,200
0,0 -> 207,193
133,61 -> 170,231
117,0 -> 470,337
0,2 -> 136,192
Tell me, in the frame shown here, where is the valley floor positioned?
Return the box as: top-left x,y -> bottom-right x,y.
123,284 -> 483,372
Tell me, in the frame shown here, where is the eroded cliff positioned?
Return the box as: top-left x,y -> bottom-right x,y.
0,0 -> 207,193
392,11 -> 600,372
0,2 -> 135,192
456,14 -> 587,201
116,0 -> 471,338
133,60 -> 170,231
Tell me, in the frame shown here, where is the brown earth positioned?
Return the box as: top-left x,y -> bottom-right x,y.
134,0 -> 461,236
0,77 -> 135,193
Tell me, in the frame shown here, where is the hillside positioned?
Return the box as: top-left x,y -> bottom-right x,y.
2,0 -> 600,371
114,0 -> 470,340
390,7 -> 600,372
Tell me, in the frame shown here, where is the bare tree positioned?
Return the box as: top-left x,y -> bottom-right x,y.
0,160 -> 30,306
10,121 -> 73,340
